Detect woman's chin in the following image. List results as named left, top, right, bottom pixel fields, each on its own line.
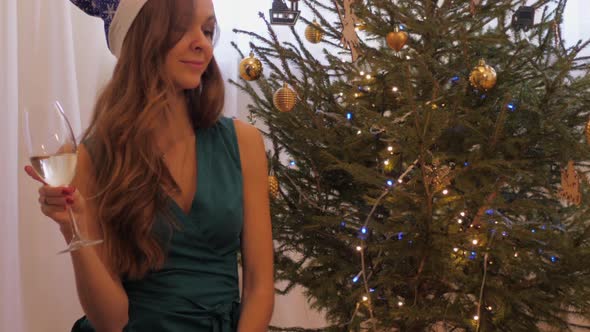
left=176, top=78, right=201, bottom=91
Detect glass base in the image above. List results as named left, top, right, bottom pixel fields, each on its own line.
left=58, top=239, right=104, bottom=254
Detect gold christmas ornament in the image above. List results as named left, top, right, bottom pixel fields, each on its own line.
left=305, top=19, right=324, bottom=44
left=269, top=175, right=280, bottom=199
left=239, top=52, right=263, bottom=81
left=585, top=118, right=590, bottom=144
left=386, top=26, right=408, bottom=52
left=273, top=83, right=298, bottom=112
left=469, top=59, right=497, bottom=90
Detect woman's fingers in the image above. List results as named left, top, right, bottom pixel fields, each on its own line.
left=24, top=165, right=47, bottom=185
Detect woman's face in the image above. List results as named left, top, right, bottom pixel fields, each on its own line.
left=165, top=0, right=216, bottom=91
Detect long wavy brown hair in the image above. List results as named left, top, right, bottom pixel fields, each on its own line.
left=81, top=0, right=224, bottom=280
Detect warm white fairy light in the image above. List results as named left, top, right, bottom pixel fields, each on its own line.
left=460, top=212, right=466, bottom=217
left=357, top=130, right=362, bottom=135
left=472, top=239, right=478, bottom=245
left=453, top=247, right=459, bottom=252
left=487, top=306, right=493, bottom=311
left=387, top=146, right=393, bottom=152
left=398, top=301, right=404, bottom=307
left=360, top=71, right=365, bottom=76
left=392, top=86, right=399, bottom=92
left=356, top=246, right=363, bottom=251
left=458, top=219, right=463, bottom=224
left=398, top=179, right=403, bottom=183
left=366, top=74, right=372, bottom=80
left=474, top=315, right=479, bottom=321
left=514, top=252, right=519, bottom=257
left=362, top=296, right=369, bottom=302
left=442, top=189, right=449, bottom=195
left=339, top=92, right=344, bottom=96
left=384, top=160, right=390, bottom=166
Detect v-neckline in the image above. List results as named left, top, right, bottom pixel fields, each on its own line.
left=168, top=128, right=202, bottom=218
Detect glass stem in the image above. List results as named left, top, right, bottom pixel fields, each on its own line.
left=67, top=205, right=83, bottom=243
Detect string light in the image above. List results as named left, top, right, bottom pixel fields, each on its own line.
left=365, top=74, right=372, bottom=80
left=387, top=146, right=394, bottom=152
left=347, top=112, right=353, bottom=120
left=453, top=247, right=459, bottom=252
left=361, top=226, right=368, bottom=234
left=384, top=160, right=390, bottom=166
left=360, top=71, right=365, bottom=76
left=362, top=296, right=369, bottom=302
left=398, top=301, right=404, bottom=307
left=386, top=179, right=394, bottom=186
left=458, top=219, right=463, bottom=224
left=474, top=315, right=480, bottom=321
left=357, top=130, right=362, bottom=135
left=392, top=86, right=399, bottom=92
left=472, top=239, right=479, bottom=245
left=356, top=246, right=363, bottom=251
left=398, top=179, right=403, bottom=183
left=460, top=212, right=466, bottom=217
left=442, top=189, right=449, bottom=195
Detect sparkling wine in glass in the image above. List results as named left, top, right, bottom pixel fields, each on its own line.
left=24, top=100, right=103, bottom=253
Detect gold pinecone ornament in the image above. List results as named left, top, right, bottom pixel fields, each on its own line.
left=305, top=19, right=324, bottom=44
left=273, top=83, right=298, bottom=112
left=469, top=59, right=497, bottom=90
left=269, top=175, right=280, bottom=199
left=239, top=52, right=263, bottom=81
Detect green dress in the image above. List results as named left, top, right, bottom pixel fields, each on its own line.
left=72, top=117, right=243, bottom=332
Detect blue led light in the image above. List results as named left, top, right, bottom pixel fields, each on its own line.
left=397, top=232, right=404, bottom=240
left=289, top=160, right=296, bottom=166
left=507, top=102, right=516, bottom=111
left=340, top=221, right=346, bottom=227
left=451, top=76, right=460, bottom=83
left=486, top=209, right=494, bottom=215
left=361, top=227, right=367, bottom=234
left=346, top=112, right=353, bottom=120
left=353, top=276, right=359, bottom=283
left=387, top=179, right=394, bottom=187
left=550, top=256, right=557, bottom=263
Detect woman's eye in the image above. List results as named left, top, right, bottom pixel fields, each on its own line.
left=204, top=30, right=214, bottom=38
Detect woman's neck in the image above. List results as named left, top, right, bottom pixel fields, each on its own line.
left=156, top=90, right=195, bottom=155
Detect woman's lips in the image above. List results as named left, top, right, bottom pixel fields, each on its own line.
left=181, top=60, right=205, bottom=69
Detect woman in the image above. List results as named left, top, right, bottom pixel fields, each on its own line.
left=24, top=0, right=274, bottom=331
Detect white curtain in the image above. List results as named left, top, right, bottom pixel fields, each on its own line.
left=1, top=0, right=586, bottom=331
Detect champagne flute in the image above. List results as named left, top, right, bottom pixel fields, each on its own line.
left=24, top=100, right=103, bottom=253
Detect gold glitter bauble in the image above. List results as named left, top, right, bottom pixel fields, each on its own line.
left=273, top=83, right=298, bottom=112
left=269, top=175, right=280, bottom=199
left=469, top=59, right=497, bottom=90
left=305, top=20, right=324, bottom=44
left=386, top=27, right=408, bottom=51
left=239, top=52, right=263, bottom=81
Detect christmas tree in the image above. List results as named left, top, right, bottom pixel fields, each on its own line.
left=231, top=0, right=590, bottom=331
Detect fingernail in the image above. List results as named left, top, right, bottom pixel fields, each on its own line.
left=62, top=189, right=71, bottom=195
left=66, top=198, right=74, bottom=204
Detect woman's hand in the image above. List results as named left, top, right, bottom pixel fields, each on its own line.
left=24, top=165, right=88, bottom=243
